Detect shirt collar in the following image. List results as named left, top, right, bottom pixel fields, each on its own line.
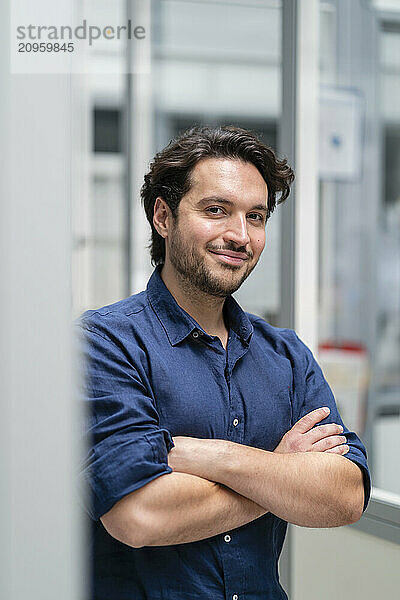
left=146, top=266, right=254, bottom=347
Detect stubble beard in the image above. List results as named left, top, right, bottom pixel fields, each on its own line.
left=167, top=220, right=258, bottom=298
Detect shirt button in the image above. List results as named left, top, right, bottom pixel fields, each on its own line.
left=232, top=595, right=239, bottom=600
left=233, top=418, right=239, bottom=427
left=224, top=534, right=231, bottom=543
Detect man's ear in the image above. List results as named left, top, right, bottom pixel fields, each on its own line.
left=153, top=197, right=171, bottom=239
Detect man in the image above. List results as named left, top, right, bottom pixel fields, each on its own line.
left=77, top=126, right=371, bottom=600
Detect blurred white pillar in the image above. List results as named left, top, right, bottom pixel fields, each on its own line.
left=279, top=1, right=319, bottom=597
left=0, top=1, right=84, bottom=599
left=294, top=0, right=320, bottom=353
left=279, top=0, right=319, bottom=355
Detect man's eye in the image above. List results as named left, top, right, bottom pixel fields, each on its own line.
left=248, top=213, right=264, bottom=222
left=206, top=206, right=224, bottom=215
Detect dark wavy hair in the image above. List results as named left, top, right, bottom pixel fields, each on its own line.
left=141, top=125, right=294, bottom=266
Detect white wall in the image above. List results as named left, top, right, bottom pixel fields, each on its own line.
left=292, top=524, right=400, bottom=599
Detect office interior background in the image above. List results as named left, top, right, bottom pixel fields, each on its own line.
left=1, top=0, right=399, bottom=599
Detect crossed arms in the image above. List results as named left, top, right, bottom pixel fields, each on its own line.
left=100, top=407, right=365, bottom=548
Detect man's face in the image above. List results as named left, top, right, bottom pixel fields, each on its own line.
left=164, top=158, right=268, bottom=298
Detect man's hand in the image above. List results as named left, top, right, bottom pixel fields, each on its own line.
left=273, top=407, right=349, bottom=455
left=168, top=407, right=349, bottom=473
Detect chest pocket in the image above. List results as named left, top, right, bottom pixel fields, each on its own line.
left=240, top=385, right=294, bottom=452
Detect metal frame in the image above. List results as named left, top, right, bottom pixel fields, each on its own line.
left=279, top=0, right=320, bottom=593
left=278, top=0, right=299, bottom=594
left=126, top=0, right=154, bottom=295
left=278, top=0, right=297, bottom=333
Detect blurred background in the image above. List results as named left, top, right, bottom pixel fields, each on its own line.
left=1, top=1, right=399, bottom=599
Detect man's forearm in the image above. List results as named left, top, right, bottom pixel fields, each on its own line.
left=170, top=439, right=365, bottom=528
left=101, top=471, right=267, bottom=548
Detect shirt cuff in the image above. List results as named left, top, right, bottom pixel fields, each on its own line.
left=82, top=428, right=175, bottom=521
left=344, top=454, right=372, bottom=513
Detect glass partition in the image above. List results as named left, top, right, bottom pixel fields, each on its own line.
left=317, top=0, right=400, bottom=497
left=373, top=16, right=400, bottom=495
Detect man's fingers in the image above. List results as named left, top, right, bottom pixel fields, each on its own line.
left=312, top=435, right=347, bottom=452
left=325, top=444, right=350, bottom=455
left=308, top=423, right=344, bottom=443
left=294, top=407, right=331, bottom=434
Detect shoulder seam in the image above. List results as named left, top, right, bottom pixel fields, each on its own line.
left=77, top=323, right=112, bottom=343
left=79, top=302, right=148, bottom=322
left=126, top=304, right=148, bottom=317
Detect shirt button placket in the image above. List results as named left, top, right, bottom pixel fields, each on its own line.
left=222, top=342, right=244, bottom=600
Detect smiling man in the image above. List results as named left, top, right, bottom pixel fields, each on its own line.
left=77, top=126, right=371, bottom=600
left=155, top=157, right=268, bottom=348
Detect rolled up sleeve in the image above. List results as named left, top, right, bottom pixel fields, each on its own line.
left=75, top=321, right=174, bottom=521
left=289, top=331, right=372, bottom=514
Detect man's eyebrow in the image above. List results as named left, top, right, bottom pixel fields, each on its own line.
left=198, top=196, right=269, bottom=213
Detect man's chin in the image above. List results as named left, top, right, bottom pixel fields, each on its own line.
left=215, top=261, right=245, bottom=272
left=203, top=271, right=249, bottom=297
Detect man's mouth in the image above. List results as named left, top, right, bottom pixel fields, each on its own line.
left=208, top=249, right=249, bottom=265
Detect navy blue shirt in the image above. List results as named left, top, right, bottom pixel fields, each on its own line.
left=76, top=265, right=371, bottom=600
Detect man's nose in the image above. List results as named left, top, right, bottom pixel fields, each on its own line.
left=223, top=215, right=250, bottom=247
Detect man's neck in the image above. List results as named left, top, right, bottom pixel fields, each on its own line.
left=160, top=263, right=228, bottom=339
